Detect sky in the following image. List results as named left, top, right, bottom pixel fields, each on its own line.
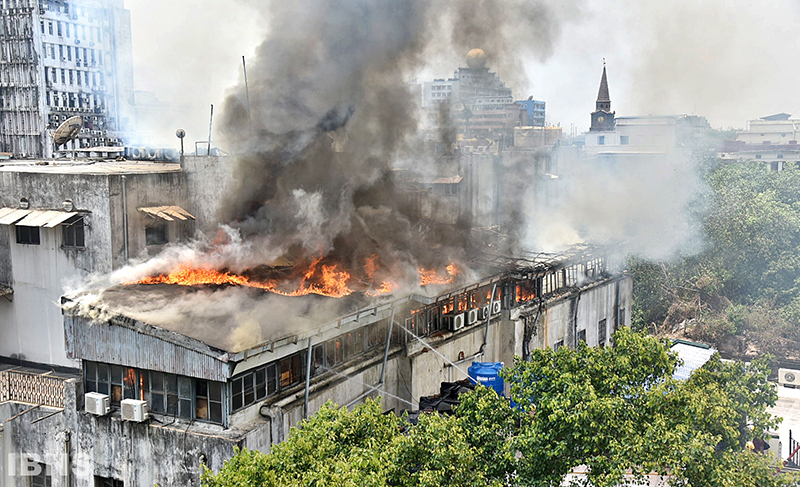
left=125, top=0, right=800, bottom=144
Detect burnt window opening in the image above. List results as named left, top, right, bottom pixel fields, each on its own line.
left=16, top=225, right=40, bottom=245
left=62, top=215, right=85, bottom=248
left=598, top=319, right=607, bottom=347
left=145, top=223, right=167, bottom=246
left=94, top=476, right=123, bottom=487
left=28, top=460, right=51, bottom=487
left=195, top=380, right=223, bottom=424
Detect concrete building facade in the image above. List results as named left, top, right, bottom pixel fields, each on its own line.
left=719, top=114, right=800, bottom=170
left=1, top=245, right=630, bottom=486
left=0, top=0, right=134, bottom=158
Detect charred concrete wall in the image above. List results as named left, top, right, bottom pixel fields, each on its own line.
left=0, top=379, right=259, bottom=487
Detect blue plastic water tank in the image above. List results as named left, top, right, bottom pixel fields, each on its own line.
left=467, top=362, right=505, bottom=396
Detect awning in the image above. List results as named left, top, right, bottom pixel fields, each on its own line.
left=0, top=208, right=80, bottom=227
left=138, top=205, right=195, bottom=222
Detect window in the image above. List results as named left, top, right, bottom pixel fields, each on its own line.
left=94, top=476, right=123, bottom=487
left=617, top=308, right=625, bottom=332
left=771, top=161, right=780, bottom=171
left=145, top=224, right=167, bottom=245
left=577, top=329, right=586, bottom=343
left=620, top=135, right=629, bottom=145
left=598, top=319, right=607, bottom=347
left=62, top=216, right=85, bottom=248
left=16, top=226, right=40, bottom=245
left=755, top=154, right=762, bottom=159
left=28, top=460, right=51, bottom=487
left=554, top=340, right=564, bottom=351
left=195, top=380, right=223, bottom=423
left=778, top=154, right=784, bottom=159
left=597, top=135, right=605, bottom=145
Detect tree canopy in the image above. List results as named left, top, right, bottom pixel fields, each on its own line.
left=202, top=329, right=796, bottom=487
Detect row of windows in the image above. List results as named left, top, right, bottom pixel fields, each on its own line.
left=41, top=19, right=103, bottom=44
left=84, top=361, right=224, bottom=424
left=14, top=216, right=84, bottom=247
left=45, top=67, right=105, bottom=88
left=41, top=42, right=105, bottom=66
left=231, top=319, right=394, bottom=412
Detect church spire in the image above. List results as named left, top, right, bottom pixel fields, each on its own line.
left=590, top=60, right=615, bottom=132
left=596, top=60, right=610, bottom=109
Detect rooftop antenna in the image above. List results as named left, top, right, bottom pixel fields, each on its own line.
left=207, top=104, right=214, bottom=156
left=242, top=56, right=252, bottom=126
left=53, top=115, right=83, bottom=159
left=176, top=129, right=185, bottom=165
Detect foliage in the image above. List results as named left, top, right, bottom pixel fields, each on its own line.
left=630, top=160, right=800, bottom=359
left=202, top=330, right=796, bottom=487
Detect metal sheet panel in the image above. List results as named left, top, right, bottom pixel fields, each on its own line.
left=138, top=205, right=195, bottom=222
left=0, top=208, right=32, bottom=225
left=16, top=210, right=77, bottom=227
left=68, top=315, right=230, bottom=382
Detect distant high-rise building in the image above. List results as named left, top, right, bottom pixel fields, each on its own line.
left=0, top=0, right=135, bottom=158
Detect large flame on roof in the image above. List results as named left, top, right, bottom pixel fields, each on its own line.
left=127, top=259, right=460, bottom=298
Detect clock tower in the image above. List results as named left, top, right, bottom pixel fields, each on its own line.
left=590, top=63, right=615, bottom=132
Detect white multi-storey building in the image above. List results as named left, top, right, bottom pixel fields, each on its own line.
left=0, top=0, right=134, bottom=158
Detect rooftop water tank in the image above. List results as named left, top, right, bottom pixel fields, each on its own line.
left=468, top=362, right=504, bottom=396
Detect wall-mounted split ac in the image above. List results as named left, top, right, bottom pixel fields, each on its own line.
left=479, top=305, right=490, bottom=320
left=491, top=301, right=502, bottom=315
left=466, top=308, right=479, bottom=325
left=779, top=368, right=800, bottom=388
left=84, top=392, right=110, bottom=416
left=443, top=313, right=465, bottom=332
left=121, top=399, right=149, bottom=422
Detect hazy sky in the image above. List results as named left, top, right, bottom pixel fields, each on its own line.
left=125, top=0, right=800, bottom=143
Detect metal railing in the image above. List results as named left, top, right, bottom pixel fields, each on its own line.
left=787, top=430, right=800, bottom=469
left=0, top=369, right=66, bottom=408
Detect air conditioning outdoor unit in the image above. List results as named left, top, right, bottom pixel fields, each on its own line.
left=84, top=392, right=110, bottom=416
left=778, top=368, right=800, bottom=388
left=467, top=308, right=479, bottom=325
left=120, top=399, right=149, bottom=422
left=491, top=301, right=502, bottom=315
left=443, top=313, right=465, bottom=332
left=479, top=305, right=490, bottom=320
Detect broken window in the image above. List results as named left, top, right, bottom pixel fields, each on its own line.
left=577, top=329, right=586, bottom=343
left=94, top=476, right=123, bottom=487
left=145, top=224, right=167, bottom=245
left=62, top=215, right=85, bottom=248
left=15, top=225, right=40, bottom=245
left=598, top=319, right=607, bottom=347
left=29, top=461, right=52, bottom=487
left=195, top=379, right=223, bottom=424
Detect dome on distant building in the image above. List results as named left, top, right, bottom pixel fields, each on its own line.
left=466, top=48, right=488, bottom=69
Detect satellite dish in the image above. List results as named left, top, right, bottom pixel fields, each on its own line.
left=53, top=116, right=84, bottom=146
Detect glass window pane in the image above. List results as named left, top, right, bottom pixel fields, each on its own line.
left=150, top=371, right=164, bottom=392
left=97, top=363, right=108, bottom=383
left=266, top=364, right=277, bottom=396
left=86, top=380, right=96, bottom=393
left=210, top=402, right=222, bottom=424
left=179, top=399, right=192, bottom=419
left=255, top=369, right=266, bottom=400
left=111, top=365, right=122, bottom=385
left=139, top=372, right=149, bottom=401
left=166, top=374, right=178, bottom=395
left=96, top=381, right=109, bottom=395
left=196, top=380, right=208, bottom=398
left=111, top=385, right=122, bottom=403
left=178, top=377, right=192, bottom=399
left=166, top=394, right=178, bottom=416
left=243, top=373, right=253, bottom=393
left=244, top=385, right=254, bottom=406
left=208, top=381, right=222, bottom=402
left=86, top=362, right=96, bottom=382
left=150, top=392, right=164, bottom=413
left=232, top=392, right=243, bottom=411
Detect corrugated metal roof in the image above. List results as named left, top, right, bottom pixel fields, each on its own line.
left=671, top=341, right=717, bottom=381
left=138, top=205, right=196, bottom=221
left=15, top=210, right=78, bottom=227
left=0, top=208, right=32, bottom=225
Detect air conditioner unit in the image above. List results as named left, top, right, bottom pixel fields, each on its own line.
left=443, top=313, right=465, bottom=332
left=491, top=301, right=501, bottom=315
left=84, top=392, right=110, bottom=416
left=121, top=399, right=149, bottom=422
left=779, top=368, right=800, bottom=388
left=467, top=308, right=479, bottom=325
left=479, top=305, right=490, bottom=320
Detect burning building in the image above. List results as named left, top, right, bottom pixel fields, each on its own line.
left=0, top=243, right=629, bottom=485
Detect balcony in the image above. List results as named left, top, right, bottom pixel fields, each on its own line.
left=0, top=365, right=76, bottom=408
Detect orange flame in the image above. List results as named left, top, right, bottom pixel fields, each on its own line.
left=516, top=283, right=536, bottom=303
left=418, top=263, right=460, bottom=286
